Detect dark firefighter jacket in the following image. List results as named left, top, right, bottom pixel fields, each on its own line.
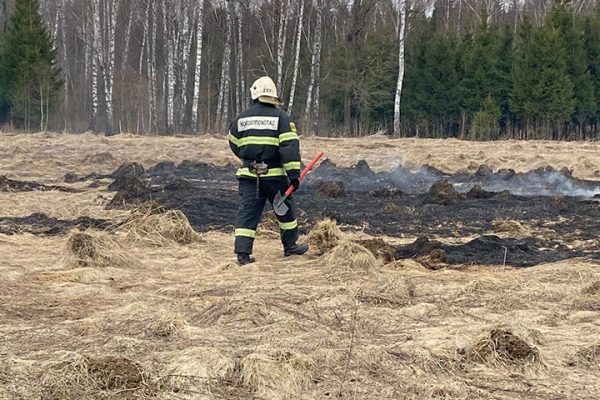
left=228, top=102, right=301, bottom=180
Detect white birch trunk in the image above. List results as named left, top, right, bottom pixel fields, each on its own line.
left=149, top=0, right=158, bottom=133
left=192, top=0, right=205, bottom=130
left=276, top=0, right=289, bottom=91
left=164, top=0, right=175, bottom=132
left=59, top=0, right=68, bottom=131
left=287, top=0, right=304, bottom=115
left=216, top=3, right=232, bottom=129
left=393, top=0, right=406, bottom=136
left=103, top=0, right=119, bottom=135
left=91, top=0, right=102, bottom=131
left=179, top=0, right=194, bottom=128
left=305, top=0, right=322, bottom=119
left=235, top=1, right=245, bottom=113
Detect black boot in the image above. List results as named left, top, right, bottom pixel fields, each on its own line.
left=284, top=243, right=309, bottom=257
left=237, top=253, right=256, bottom=266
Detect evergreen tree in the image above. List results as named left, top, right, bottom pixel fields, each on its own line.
left=0, top=0, right=61, bottom=131
left=547, top=1, right=595, bottom=135
left=414, top=33, right=462, bottom=136
left=584, top=9, right=600, bottom=129
left=512, top=18, right=574, bottom=138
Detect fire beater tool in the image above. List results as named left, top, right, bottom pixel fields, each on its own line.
left=273, top=150, right=325, bottom=216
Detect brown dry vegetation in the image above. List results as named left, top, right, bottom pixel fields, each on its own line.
left=1, top=133, right=600, bottom=399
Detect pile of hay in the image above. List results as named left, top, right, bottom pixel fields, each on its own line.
left=120, top=203, right=203, bottom=246
left=325, top=241, right=379, bottom=273
left=572, top=345, right=600, bottom=366
left=64, top=231, right=135, bottom=269
left=306, top=219, right=343, bottom=255
left=40, top=352, right=152, bottom=398
left=582, top=280, right=600, bottom=296
left=147, top=312, right=188, bottom=339
left=493, top=219, right=528, bottom=235
left=240, top=350, right=314, bottom=399
left=467, top=328, right=540, bottom=366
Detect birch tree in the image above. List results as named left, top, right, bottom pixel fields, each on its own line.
left=393, top=0, right=407, bottom=136
left=90, top=0, right=101, bottom=131
left=215, top=1, right=232, bottom=130
left=276, top=0, right=290, bottom=90
left=192, top=0, right=205, bottom=131
left=235, top=1, right=246, bottom=115
left=102, top=0, right=119, bottom=135
left=59, top=0, right=68, bottom=130
left=287, top=0, right=304, bottom=115
left=148, top=0, right=158, bottom=132
left=163, top=0, right=175, bottom=132
left=305, top=0, right=323, bottom=130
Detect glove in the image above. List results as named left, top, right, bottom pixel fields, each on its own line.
left=290, top=178, right=300, bottom=192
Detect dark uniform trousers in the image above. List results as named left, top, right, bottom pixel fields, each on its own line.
left=234, top=177, right=298, bottom=255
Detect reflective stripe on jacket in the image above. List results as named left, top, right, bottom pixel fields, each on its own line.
left=228, top=102, right=301, bottom=180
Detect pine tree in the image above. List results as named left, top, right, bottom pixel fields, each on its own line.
left=419, top=33, right=462, bottom=136
left=512, top=18, right=574, bottom=138
left=584, top=9, right=600, bottom=132
left=547, top=1, right=595, bottom=136
left=0, top=0, right=61, bottom=131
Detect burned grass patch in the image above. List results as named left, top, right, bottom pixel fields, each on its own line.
left=0, top=213, right=110, bottom=235
left=99, top=159, right=600, bottom=266
left=1, top=175, right=76, bottom=193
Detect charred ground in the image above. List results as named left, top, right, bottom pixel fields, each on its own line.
left=49, top=158, right=600, bottom=267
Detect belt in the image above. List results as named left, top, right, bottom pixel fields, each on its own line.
left=242, top=160, right=283, bottom=169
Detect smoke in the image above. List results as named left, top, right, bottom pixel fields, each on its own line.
left=450, top=170, right=600, bottom=198
left=309, top=160, right=600, bottom=198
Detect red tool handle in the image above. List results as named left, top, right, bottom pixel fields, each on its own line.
left=284, top=150, right=325, bottom=196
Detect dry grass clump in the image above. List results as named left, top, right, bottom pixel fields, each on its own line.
left=582, top=280, right=600, bottom=296
left=572, top=345, right=600, bottom=366
left=355, top=238, right=396, bottom=263
left=418, top=248, right=448, bottom=270
left=240, top=350, right=314, bottom=399
left=493, top=219, right=528, bottom=236
left=64, top=230, right=135, bottom=269
left=467, top=328, right=540, bottom=367
left=120, top=203, right=202, bottom=246
left=325, top=240, right=380, bottom=274
left=147, top=312, right=188, bottom=339
left=40, top=352, right=152, bottom=399
left=306, top=218, right=343, bottom=255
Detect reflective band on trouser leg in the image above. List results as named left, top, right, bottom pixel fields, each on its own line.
left=279, top=220, right=298, bottom=231
left=236, top=167, right=287, bottom=178
left=235, top=228, right=256, bottom=238
left=279, top=132, right=299, bottom=143
left=283, top=161, right=301, bottom=171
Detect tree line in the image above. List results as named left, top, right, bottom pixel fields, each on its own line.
left=0, top=0, right=599, bottom=139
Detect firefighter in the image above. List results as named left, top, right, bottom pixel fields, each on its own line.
left=228, top=76, right=309, bottom=266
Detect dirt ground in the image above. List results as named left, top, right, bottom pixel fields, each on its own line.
left=1, top=132, right=600, bottom=399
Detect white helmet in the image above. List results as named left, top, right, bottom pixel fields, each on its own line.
left=250, top=76, right=283, bottom=106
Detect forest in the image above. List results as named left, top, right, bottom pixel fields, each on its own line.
left=1, top=0, right=600, bottom=139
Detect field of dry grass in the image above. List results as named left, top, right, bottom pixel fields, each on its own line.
left=1, top=132, right=600, bottom=399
